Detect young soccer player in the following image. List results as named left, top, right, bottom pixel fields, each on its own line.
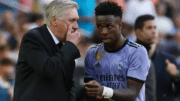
left=84, top=1, right=150, bottom=101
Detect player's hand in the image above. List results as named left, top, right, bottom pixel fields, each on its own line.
left=96, top=96, right=103, bottom=100
left=165, top=59, right=179, bottom=77
left=96, top=96, right=111, bottom=101
left=84, top=80, right=104, bottom=97
left=66, top=24, right=81, bottom=46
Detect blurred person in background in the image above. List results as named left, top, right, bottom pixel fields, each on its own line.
left=0, top=10, right=14, bottom=31
left=0, top=10, right=18, bottom=51
left=0, top=45, right=10, bottom=62
left=28, top=12, right=45, bottom=29
left=13, top=0, right=81, bottom=101
left=155, top=2, right=175, bottom=39
left=173, top=31, right=180, bottom=67
left=0, top=58, right=15, bottom=101
left=172, top=12, right=180, bottom=34
left=15, top=12, right=31, bottom=39
left=135, top=15, right=157, bottom=101
left=2, top=24, right=18, bottom=51
left=0, top=32, right=8, bottom=46
left=135, top=14, right=180, bottom=101
left=163, top=0, right=180, bottom=18
left=122, top=0, right=156, bottom=42
left=156, top=11, right=180, bottom=68
left=0, top=33, right=10, bottom=62
left=123, top=0, right=156, bottom=26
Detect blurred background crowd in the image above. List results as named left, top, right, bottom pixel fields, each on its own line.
left=0, top=0, right=180, bottom=101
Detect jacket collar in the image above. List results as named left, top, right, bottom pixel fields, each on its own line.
left=39, top=24, right=58, bottom=54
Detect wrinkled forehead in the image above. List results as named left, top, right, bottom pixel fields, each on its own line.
left=96, top=15, right=120, bottom=23
left=63, top=7, right=79, bottom=18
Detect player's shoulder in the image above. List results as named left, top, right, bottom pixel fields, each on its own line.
left=127, top=40, right=142, bottom=48
left=126, top=40, right=147, bottom=54
left=89, top=43, right=103, bottom=49
left=87, top=43, right=103, bottom=54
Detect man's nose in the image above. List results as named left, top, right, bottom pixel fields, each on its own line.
left=152, top=28, right=157, bottom=35
left=73, top=21, right=79, bottom=30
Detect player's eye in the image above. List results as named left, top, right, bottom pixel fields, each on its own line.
left=108, top=25, right=112, bottom=29
left=97, top=25, right=102, bottom=29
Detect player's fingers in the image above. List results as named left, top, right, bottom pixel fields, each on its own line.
left=86, top=91, right=98, bottom=97
left=85, top=84, right=98, bottom=88
left=87, top=80, right=97, bottom=84
left=85, top=87, right=98, bottom=92
left=96, top=96, right=103, bottom=100
left=85, top=81, right=97, bottom=86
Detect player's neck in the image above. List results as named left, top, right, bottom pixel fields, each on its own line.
left=104, top=37, right=126, bottom=52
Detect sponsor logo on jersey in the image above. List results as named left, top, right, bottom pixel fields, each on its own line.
left=95, top=62, right=101, bottom=67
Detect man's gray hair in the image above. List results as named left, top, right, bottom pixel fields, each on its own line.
left=44, top=0, right=79, bottom=25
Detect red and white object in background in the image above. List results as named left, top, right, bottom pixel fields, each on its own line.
left=19, top=0, right=33, bottom=12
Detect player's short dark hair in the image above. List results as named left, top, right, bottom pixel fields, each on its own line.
left=135, top=15, right=155, bottom=30
left=95, top=1, right=123, bottom=19
left=0, top=58, right=14, bottom=66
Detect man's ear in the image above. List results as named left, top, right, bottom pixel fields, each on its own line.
left=50, top=15, right=57, bottom=26
left=135, top=29, right=141, bottom=37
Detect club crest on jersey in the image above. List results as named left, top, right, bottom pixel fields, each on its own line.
left=118, top=60, right=124, bottom=70
left=95, top=51, right=103, bottom=61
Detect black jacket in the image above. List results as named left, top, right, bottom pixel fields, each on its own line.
left=13, top=25, right=80, bottom=101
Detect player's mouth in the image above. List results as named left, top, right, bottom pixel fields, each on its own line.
left=102, top=38, right=111, bottom=43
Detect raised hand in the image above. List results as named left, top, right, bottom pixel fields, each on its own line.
left=165, top=59, right=179, bottom=77
left=66, top=24, right=81, bottom=46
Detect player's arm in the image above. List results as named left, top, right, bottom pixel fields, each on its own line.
left=113, top=78, right=144, bottom=100
left=84, top=78, right=144, bottom=101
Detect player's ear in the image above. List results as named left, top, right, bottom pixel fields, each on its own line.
left=118, top=23, right=122, bottom=31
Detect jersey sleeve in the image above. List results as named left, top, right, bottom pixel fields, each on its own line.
left=84, top=49, right=94, bottom=82
left=127, top=46, right=150, bottom=81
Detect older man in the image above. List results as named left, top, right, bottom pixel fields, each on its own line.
left=13, top=0, right=81, bottom=101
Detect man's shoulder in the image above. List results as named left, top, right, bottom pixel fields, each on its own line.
left=156, top=50, right=176, bottom=60
left=22, top=26, right=45, bottom=42
left=24, top=27, right=41, bottom=37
